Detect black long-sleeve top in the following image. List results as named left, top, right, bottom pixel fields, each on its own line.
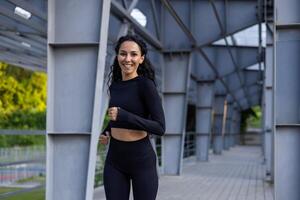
left=101, top=76, right=165, bottom=136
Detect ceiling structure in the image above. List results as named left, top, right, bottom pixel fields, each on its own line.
left=0, top=0, right=267, bottom=110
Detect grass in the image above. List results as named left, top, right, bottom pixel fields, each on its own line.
left=1, top=188, right=45, bottom=200
left=0, top=187, right=21, bottom=195
left=16, top=175, right=45, bottom=184
left=0, top=175, right=45, bottom=200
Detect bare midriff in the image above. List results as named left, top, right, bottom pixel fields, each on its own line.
left=111, top=128, right=147, bottom=141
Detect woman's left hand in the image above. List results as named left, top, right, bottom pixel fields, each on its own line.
left=108, top=107, right=119, bottom=121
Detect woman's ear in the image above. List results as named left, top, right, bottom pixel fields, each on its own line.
left=139, top=55, right=145, bottom=64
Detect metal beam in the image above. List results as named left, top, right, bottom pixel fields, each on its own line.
left=150, top=0, right=161, bottom=39
left=0, top=3, right=46, bottom=35
left=198, top=47, right=243, bottom=108
left=47, top=0, right=109, bottom=199
left=0, top=15, right=43, bottom=36
left=274, top=0, right=300, bottom=199
left=0, top=30, right=46, bottom=51
left=193, top=0, right=258, bottom=46
left=0, top=34, right=46, bottom=56
left=110, top=0, right=162, bottom=50
left=162, top=52, right=192, bottom=175
left=0, top=49, right=45, bottom=66
left=205, top=45, right=260, bottom=77
left=160, top=0, right=244, bottom=109
left=160, top=0, right=196, bottom=45
left=209, top=0, right=250, bottom=108
left=6, top=0, right=47, bottom=20
left=85, top=0, right=111, bottom=199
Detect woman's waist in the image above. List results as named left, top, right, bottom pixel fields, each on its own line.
left=111, top=127, right=147, bottom=141
left=108, top=130, right=154, bottom=158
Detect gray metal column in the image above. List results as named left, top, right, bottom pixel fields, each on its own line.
left=212, top=94, right=226, bottom=154
left=162, top=53, right=191, bottom=175
left=263, top=24, right=274, bottom=182
left=274, top=0, right=300, bottom=199
left=224, top=101, right=233, bottom=150
left=47, top=1, right=110, bottom=200
left=228, top=106, right=235, bottom=147
left=195, top=80, right=215, bottom=161
left=261, top=90, right=266, bottom=158
left=234, top=111, right=241, bottom=145
left=229, top=105, right=238, bottom=147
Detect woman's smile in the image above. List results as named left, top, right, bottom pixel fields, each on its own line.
left=123, top=63, right=133, bottom=68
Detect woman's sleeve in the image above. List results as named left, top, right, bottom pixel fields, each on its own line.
left=101, top=121, right=111, bottom=136
left=117, top=79, right=165, bottom=136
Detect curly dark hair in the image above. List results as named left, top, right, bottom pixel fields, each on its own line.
left=107, top=34, right=156, bottom=90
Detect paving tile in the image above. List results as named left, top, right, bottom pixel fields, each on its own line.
left=94, top=146, right=274, bottom=200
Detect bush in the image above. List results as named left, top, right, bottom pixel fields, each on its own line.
left=0, top=62, right=47, bottom=147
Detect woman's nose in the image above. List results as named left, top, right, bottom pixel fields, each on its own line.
left=125, top=55, right=131, bottom=61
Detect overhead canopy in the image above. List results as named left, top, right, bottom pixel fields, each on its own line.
left=0, top=0, right=265, bottom=110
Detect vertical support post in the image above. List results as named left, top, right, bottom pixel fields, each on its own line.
left=235, top=111, right=241, bottom=145
left=224, top=101, right=233, bottom=150
left=274, top=0, right=300, bottom=199
left=229, top=105, right=238, bottom=147
left=264, top=24, right=274, bottom=182
left=212, top=94, right=226, bottom=154
left=47, top=1, right=110, bottom=200
left=85, top=1, right=111, bottom=199
left=258, top=0, right=264, bottom=157
left=195, top=80, right=215, bottom=161
left=162, top=53, right=191, bottom=175
left=161, top=0, right=193, bottom=175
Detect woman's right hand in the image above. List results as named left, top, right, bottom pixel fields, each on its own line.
left=108, top=107, right=119, bottom=121
left=99, top=132, right=110, bottom=145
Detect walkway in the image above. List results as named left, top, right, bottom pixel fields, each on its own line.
left=94, top=145, right=274, bottom=200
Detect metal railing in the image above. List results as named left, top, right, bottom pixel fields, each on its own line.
left=0, top=146, right=45, bottom=185
left=184, top=131, right=196, bottom=158
left=0, top=130, right=197, bottom=187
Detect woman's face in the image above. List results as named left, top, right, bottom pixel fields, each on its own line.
left=117, top=41, right=145, bottom=79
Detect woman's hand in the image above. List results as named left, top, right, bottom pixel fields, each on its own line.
left=108, top=107, right=119, bottom=121
left=99, top=131, right=110, bottom=145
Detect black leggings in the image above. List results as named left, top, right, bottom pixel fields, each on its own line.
left=103, top=135, right=158, bottom=200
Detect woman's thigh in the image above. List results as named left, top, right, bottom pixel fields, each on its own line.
left=103, top=162, right=131, bottom=200
left=132, top=167, right=158, bottom=200
left=131, top=153, right=158, bottom=200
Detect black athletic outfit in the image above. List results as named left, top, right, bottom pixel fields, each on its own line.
left=101, top=75, right=165, bottom=200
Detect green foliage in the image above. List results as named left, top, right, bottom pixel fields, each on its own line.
left=0, top=110, right=46, bottom=129
left=0, top=63, right=47, bottom=114
left=246, top=106, right=262, bottom=128
left=240, top=106, right=262, bottom=133
left=0, top=62, right=47, bottom=147
left=16, top=175, right=45, bottom=184
left=0, top=135, right=45, bottom=147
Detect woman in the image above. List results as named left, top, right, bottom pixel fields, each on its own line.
left=99, top=34, right=165, bottom=200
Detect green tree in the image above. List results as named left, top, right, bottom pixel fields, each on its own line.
left=240, top=106, right=261, bottom=133
left=0, top=62, right=47, bottom=147
left=0, top=62, right=46, bottom=114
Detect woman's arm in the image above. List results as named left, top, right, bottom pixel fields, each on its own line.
left=101, top=121, right=111, bottom=135
left=117, top=78, right=165, bottom=136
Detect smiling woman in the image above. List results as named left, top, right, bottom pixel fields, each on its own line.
left=99, top=35, right=165, bottom=200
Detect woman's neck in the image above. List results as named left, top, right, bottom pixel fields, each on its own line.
left=122, top=73, right=138, bottom=81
